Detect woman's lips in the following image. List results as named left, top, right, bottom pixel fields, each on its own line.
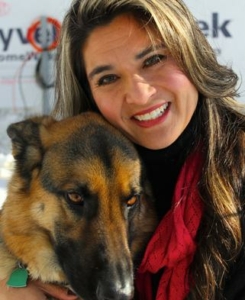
left=133, top=103, right=169, bottom=122
left=131, top=103, right=170, bottom=128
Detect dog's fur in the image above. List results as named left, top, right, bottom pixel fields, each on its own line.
left=0, top=112, right=157, bottom=300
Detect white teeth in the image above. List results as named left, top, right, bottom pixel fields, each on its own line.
left=134, top=103, right=168, bottom=121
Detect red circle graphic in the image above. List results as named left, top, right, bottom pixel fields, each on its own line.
left=27, top=17, right=61, bottom=52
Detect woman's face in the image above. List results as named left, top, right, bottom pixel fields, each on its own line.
left=83, top=14, right=198, bottom=149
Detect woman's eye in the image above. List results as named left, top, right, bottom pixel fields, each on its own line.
left=66, top=192, right=84, bottom=205
left=97, top=74, right=119, bottom=86
left=143, top=54, right=166, bottom=68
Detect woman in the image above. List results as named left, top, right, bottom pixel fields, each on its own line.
left=1, top=0, right=245, bottom=299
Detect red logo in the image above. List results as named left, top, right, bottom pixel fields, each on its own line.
left=0, top=0, right=11, bottom=16
left=27, top=17, right=61, bottom=52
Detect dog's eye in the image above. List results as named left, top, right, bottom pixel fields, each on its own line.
left=66, top=192, right=84, bottom=205
left=127, top=194, right=140, bottom=207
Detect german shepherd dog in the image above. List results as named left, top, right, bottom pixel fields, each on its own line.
left=0, top=112, right=157, bottom=300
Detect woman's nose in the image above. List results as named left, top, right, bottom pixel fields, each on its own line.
left=124, top=75, right=156, bottom=105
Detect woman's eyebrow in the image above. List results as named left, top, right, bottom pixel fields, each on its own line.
left=135, top=44, right=165, bottom=60
left=88, top=65, right=113, bottom=80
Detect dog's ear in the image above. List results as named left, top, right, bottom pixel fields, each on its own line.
left=7, top=116, right=56, bottom=178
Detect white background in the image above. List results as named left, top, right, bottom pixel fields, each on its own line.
left=0, top=0, right=245, bottom=206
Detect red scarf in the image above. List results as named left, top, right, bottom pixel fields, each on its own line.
left=136, top=148, right=204, bottom=300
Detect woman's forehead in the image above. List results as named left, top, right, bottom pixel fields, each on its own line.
left=82, top=14, right=162, bottom=59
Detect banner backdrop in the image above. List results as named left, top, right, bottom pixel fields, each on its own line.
left=0, top=0, right=244, bottom=115
left=0, top=0, right=71, bottom=115
left=185, top=0, right=245, bottom=103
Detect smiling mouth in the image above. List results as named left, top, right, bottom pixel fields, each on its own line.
left=134, top=103, right=169, bottom=121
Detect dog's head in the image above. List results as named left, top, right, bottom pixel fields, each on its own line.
left=2, top=112, right=157, bottom=300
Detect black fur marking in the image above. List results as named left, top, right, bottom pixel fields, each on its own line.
left=7, top=120, right=44, bottom=189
